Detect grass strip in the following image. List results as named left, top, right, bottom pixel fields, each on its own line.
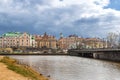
left=0, top=56, right=48, bottom=80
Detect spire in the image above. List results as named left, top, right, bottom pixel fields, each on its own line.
left=60, top=33, right=63, bottom=38
left=43, top=32, right=48, bottom=37
left=44, top=32, right=47, bottom=36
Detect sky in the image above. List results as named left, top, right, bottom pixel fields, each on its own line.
left=0, top=0, right=120, bottom=38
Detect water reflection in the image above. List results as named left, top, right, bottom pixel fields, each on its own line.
left=11, top=56, right=120, bottom=80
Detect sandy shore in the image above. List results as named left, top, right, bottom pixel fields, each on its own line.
left=0, top=56, right=48, bottom=80
left=0, top=63, right=31, bottom=80
left=0, top=56, right=4, bottom=60
left=0, top=56, right=31, bottom=80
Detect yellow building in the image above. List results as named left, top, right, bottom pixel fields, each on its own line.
left=58, top=35, right=105, bottom=49
left=58, top=35, right=84, bottom=49
left=35, top=33, right=57, bottom=49
left=84, top=38, right=104, bottom=48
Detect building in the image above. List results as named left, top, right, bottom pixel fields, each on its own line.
left=0, top=37, right=2, bottom=48
left=0, top=32, right=106, bottom=49
left=83, top=38, right=104, bottom=48
left=30, top=35, right=37, bottom=47
left=0, top=32, right=34, bottom=48
left=35, top=32, right=57, bottom=49
left=58, top=34, right=84, bottom=49
left=58, top=34, right=105, bottom=49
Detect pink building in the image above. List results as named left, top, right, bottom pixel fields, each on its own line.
left=0, top=32, right=35, bottom=48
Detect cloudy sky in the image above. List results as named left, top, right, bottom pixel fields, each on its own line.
left=0, top=0, right=120, bottom=38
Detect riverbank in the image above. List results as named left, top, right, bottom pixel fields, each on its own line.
left=0, top=56, right=48, bottom=80
left=10, top=55, right=120, bottom=80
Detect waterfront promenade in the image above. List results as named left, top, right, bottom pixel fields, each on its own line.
left=68, top=48, right=120, bottom=61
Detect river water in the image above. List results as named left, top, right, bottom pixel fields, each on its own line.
left=10, top=55, right=120, bottom=80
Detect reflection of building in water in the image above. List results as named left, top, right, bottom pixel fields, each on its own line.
left=35, top=32, right=57, bottom=49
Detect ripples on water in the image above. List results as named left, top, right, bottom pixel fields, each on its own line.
left=11, top=56, right=120, bottom=80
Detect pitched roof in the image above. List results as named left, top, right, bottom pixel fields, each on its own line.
left=2, top=32, right=22, bottom=37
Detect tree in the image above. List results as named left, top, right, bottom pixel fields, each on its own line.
left=107, top=32, right=119, bottom=48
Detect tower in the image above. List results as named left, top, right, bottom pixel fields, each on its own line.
left=60, top=33, right=63, bottom=38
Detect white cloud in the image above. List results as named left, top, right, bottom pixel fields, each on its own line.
left=0, top=0, right=120, bottom=37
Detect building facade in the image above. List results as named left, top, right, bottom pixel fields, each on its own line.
left=35, top=32, right=57, bottom=49
left=58, top=34, right=84, bottom=49
left=0, top=32, right=35, bottom=48
left=83, top=38, right=104, bottom=49
left=58, top=35, right=105, bottom=49
left=0, top=32, right=107, bottom=49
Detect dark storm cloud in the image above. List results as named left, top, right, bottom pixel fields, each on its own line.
left=0, top=0, right=120, bottom=38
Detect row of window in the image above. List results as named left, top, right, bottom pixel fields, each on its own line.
left=1, top=40, right=29, bottom=42
left=6, top=43, right=29, bottom=45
